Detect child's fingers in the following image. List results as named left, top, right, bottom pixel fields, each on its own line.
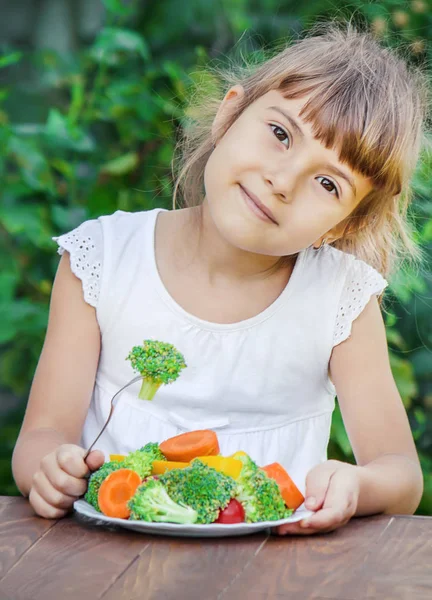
left=321, top=467, right=358, bottom=515
left=297, top=507, right=351, bottom=531
left=300, top=469, right=358, bottom=530
left=42, top=454, right=87, bottom=496
left=29, top=486, right=68, bottom=520
left=272, top=522, right=308, bottom=535
left=41, top=452, right=88, bottom=497
left=304, top=460, right=341, bottom=511
left=272, top=520, right=335, bottom=536
left=32, top=470, right=79, bottom=510
left=85, top=449, right=105, bottom=472
left=272, top=512, right=350, bottom=535
left=56, top=445, right=90, bottom=478
left=275, top=467, right=359, bottom=535
left=272, top=516, right=340, bottom=535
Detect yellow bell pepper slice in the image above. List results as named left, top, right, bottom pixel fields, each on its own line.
left=109, top=454, right=126, bottom=462
left=151, top=460, right=189, bottom=475
left=194, top=455, right=243, bottom=479
left=230, top=451, right=249, bottom=460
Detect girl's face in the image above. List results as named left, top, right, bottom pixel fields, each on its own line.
left=203, top=87, right=373, bottom=257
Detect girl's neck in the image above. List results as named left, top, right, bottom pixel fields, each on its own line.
left=172, top=201, right=292, bottom=285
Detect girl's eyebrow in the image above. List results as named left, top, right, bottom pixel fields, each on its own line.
left=267, top=105, right=357, bottom=197
left=268, top=105, right=305, bottom=138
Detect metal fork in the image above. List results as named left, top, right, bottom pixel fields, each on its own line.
left=84, top=375, right=142, bottom=460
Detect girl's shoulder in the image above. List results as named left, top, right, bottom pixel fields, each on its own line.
left=299, top=243, right=387, bottom=299
left=96, top=207, right=162, bottom=238
left=317, top=245, right=389, bottom=348
left=52, top=208, right=164, bottom=308
left=319, top=244, right=388, bottom=289
left=53, top=208, right=162, bottom=247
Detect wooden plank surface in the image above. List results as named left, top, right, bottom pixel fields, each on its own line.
left=1, top=497, right=432, bottom=600
left=219, top=515, right=392, bottom=600
left=361, top=516, right=432, bottom=600
left=0, top=497, right=57, bottom=580
left=102, top=533, right=268, bottom=600
left=0, top=513, right=150, bottom=600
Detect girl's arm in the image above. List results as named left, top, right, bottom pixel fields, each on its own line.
left=328, top=295, right=423, bottom=515
left=12, top=252, right=101, bottom=497
left=275, top=296, right=423, bottom=536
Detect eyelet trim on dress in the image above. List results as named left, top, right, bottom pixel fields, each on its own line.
left=52, top=224, right=102, bottom=308
left=333, top=259, right=388, bottom=347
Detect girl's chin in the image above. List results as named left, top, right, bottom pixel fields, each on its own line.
left=206, top=198, right=293, bottom=255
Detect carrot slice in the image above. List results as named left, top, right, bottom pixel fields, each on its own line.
left=159, top=430, right=220, bottom=462
left=261, top=463, right=305, bottom=510
left=98, top=468, right=141, bottom=518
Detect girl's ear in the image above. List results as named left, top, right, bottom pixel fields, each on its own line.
left=212, top=85, right=245, bottom=144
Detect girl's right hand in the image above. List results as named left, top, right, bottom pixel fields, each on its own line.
left=29, top=445, right=105, bottom=519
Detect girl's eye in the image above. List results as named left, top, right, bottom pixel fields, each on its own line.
left=317, top=176, right=339, bottom=198
left=270, top=124, right=290, bottom=147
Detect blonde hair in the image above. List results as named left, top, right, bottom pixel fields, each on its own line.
left=172, top=21, right=430, bottom=292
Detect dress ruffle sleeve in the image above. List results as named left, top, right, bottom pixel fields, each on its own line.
left=52, top=218, right=103, bottom=308
left=333, top=258, right=388, bottom=347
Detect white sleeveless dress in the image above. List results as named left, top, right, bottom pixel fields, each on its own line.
left=53, top=208, right=387, bottom=495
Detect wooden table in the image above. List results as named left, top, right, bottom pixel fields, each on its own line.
left=1, top=496, right=431, bottom=600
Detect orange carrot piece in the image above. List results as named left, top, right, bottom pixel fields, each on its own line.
left=98, top=468, right=141, bottom=518
left=261, top=463, right=305, bottom=510
left=159, top=430, right=220, bottom=462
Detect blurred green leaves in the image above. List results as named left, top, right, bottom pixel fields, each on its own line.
left=91, top=27, right=150, bottom=65
left=103, top=0, right=139, bottom=18
left=45, top=109, right=96, bottom=153
left=100, top=152, right=139, bottom=175
left=0, top=51, right=23, bottom=69
left=8, top=137, right=55, bottom=193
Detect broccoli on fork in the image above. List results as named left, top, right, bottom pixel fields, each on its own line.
left=126, top=340, right=187, bottom=400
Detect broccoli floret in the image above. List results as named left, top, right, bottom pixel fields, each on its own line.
left=235, top=468, right=293, bottom=523
left=128, top=478, right=198, bottom=523
left=122, top=443, right=166, bottom=478
left=236, top=453, right=260, bottom=479
left=126, top=340, right=187, bottom=400
left=159, top=459, right=237, bottom=524
left=84, top=460, right=125, bottom=511
left=138, top=442, right=167, bottom=462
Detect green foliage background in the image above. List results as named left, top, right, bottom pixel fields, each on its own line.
left=0, top=0, right=431, bottom=514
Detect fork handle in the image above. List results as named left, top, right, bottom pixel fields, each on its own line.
left=83, top=375, right=143, bottom=461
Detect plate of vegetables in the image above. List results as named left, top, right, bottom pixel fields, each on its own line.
left=74, top=430, right=312, bottom=538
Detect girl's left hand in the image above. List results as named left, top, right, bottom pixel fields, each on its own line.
left=272, top=460, right=360, bottom=536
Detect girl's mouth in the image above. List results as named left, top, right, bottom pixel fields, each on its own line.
left=238, top=185, right=278, bottom=225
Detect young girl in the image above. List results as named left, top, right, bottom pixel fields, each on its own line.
left=12, top=24, right=428, bottom=535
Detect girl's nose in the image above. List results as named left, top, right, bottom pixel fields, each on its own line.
left=264, top=157, right=303, bottom=202
left=264, top=174, right=295, bottom=203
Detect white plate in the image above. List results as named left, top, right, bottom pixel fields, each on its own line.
left=74, top=499, right=314, bottom=538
